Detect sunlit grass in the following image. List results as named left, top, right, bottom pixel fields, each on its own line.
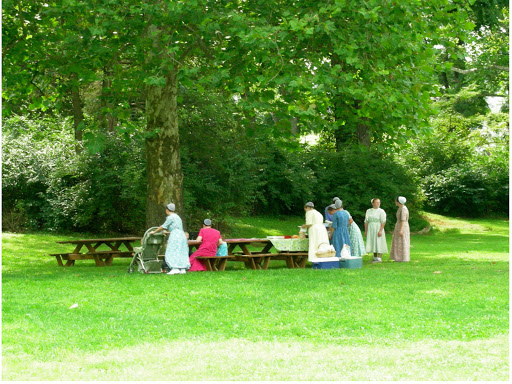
left=2, top=214, right=509, bottom=380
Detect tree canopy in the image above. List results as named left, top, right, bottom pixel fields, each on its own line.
left=2, top=0, right=508, bottom=231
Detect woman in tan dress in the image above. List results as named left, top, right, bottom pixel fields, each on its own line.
left=390, top=196, right=410, bottom=262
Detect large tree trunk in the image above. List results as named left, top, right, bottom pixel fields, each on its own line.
left=145, top=69, right=185, bottom=229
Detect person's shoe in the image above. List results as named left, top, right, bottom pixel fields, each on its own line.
left=376, top=257, right=382, bottom=263
left=167, top=269, right=181, bottom=275
left=179, top=269, right=186, bottom=274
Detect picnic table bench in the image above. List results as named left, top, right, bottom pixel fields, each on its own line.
left=225, top=238, right=274, bottom=270
left=51, top=237, right=310, bottom=270
left=51, top=237, right=141, bottom=266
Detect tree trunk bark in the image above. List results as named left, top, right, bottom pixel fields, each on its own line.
left=100, top=71, right=116, bottom=132
left=70, top=73, right=84, bottom=153
left=290, top=116, right=299, bottom=137
left=145, top=69, right=185, bottom=229
left=357, top=122, right=370, bottom=147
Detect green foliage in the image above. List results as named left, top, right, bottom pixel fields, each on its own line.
left=303, top=148, right=426, bottom=231
left=424, top=162, right=508, bottom=217
left=398, top=89, right=509, bottom=217
left=2, top=116, right=145, bottom=233
left=2, top=116, right=78, bottom=230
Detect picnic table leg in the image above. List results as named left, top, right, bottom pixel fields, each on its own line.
left=262, top=256, right=271, bottom=270
left=218, top=258, right=228, bottom=271
left=64, top=259, right=75, bottom=267
left=283, top=255, right=294, bottom=269
left=105, top=253, right=114, bottom=266
left=204, top=259, right=214, bottom=271
left=261, top=243, right=273, bottom=253
left=93, top=255, right=106, bottom=267
left=247, top=257, right=258, bottom=270
left=55, top=255, right=64, bottom=267
left=298, top=256, right=308, bottom=268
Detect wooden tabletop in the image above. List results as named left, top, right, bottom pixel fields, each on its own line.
left=223, top=238, right=269, bottom=243
left=57, top=237, right=269, bottom=246
left=57, top=237, right=141, bottom=244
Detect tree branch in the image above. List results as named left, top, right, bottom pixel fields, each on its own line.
left=182, top=23, right=215, bottom=60
left=451, top=67, right=477, bottom=74
left=452, top=65, right=509, bottom=74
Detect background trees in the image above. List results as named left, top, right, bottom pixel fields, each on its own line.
left=2, top=0, right=508, bottom=234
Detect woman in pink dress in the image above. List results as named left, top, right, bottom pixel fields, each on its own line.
left=189, top=219, right=223, bottom=271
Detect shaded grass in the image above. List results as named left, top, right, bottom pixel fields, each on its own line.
left=2, top=214, right=509, bottom=380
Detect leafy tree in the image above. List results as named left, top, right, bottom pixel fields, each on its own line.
left=4, top=0, right=499, bottom=229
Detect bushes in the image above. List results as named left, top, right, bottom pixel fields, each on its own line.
left=400, top=95, right=509, bottom=218
left=2, top=116, right=78, bottom=231
left=2, top=116, right=146, bottom=233
left=12, top=105, right=506, bottom=235
left=423, top=155, right=509, bottom=217
left=3, top=114, right=430, bottom=234
left=303, top=148, right=426, bottom=231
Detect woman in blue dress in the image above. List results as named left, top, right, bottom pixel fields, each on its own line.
left=331, top=200, right=352, bottom=258
left=151, top=203, right=190, bottom=275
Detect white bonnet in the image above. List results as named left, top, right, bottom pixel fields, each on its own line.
left=167, top=203, right=176, bottom=211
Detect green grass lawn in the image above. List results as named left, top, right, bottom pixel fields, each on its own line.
left=2, top=213, right=509, bottom=380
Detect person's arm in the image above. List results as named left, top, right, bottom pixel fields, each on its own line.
left=399, top=208, right=406, bottom=236
left=378, top=210, right=386, bottom=237
left=151, top=226, right=164, bottom=234
left=364, top=210, right=368, bottom=237
left=152, top=226, right=162, bottom=232
left=217, top=238, right=223, bottom=246
left=348, top=218, right=354, bottom=226
left=195, top=228, right=204, bottom=243
left=152, top=227, right=170, bottom=235
left=302, top=211, right=313, bottom=229
left=378, top=222, right=385, bottom=237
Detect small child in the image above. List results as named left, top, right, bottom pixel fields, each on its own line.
left=216, top=237, right=228, bottom=256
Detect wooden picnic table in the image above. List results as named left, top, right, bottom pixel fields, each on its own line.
left=51, top=236, right=309, bottom=270
left=185, top=238, right=273, bottom=271
left=51, top=237, right=141, bottom=267
left=225, top=238, right=274, bottom=270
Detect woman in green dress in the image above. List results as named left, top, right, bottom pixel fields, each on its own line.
left=151, top=203, right=190, bottom=275
left=364, top=198, right=387, bottom=263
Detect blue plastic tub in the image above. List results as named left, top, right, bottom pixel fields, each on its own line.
left=312, top=260, right=340, bottom=269
left=339, top=257, right=363, bottom=269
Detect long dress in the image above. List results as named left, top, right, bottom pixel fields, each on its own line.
left=306, top=209, right=331, bottom=262
left=390, top=206, right=410, bottom=262
left=161, top=213, right=190, bottom=270
left=345, top=211, right=366, bottom=257
left=364, top=208, right=388, bottom=254
left=331, top=210, right=351, bottom=258
left=189, top=227, right=221, bottom=271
